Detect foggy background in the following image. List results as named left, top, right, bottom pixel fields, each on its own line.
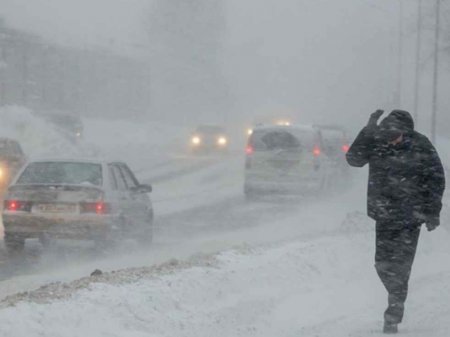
left=0, top=2, right=450, bottom=334
left=0, top=0, right=449, bottom=136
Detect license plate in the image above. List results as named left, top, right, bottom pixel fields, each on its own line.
left=35, top=203, right=77, bottom=213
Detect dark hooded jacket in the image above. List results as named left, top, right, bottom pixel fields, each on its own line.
left=346, top=110, right=445, bottom=227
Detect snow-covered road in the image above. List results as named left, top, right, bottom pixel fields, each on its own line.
left=0, top=112, right=448, bottom=336
left=0, top=151, right=358, bottom=297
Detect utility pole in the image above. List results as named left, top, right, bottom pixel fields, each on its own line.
left=396, top=0, right=403, bottom=107
left=431, top=0, right=441, bottom=143
left=413, top=0, right=423, bottom=125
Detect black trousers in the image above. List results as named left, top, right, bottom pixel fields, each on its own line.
left=374, top=222, right=421, bottom=324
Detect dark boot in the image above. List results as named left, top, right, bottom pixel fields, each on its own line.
left=384, top=296, right=405, bottom=324
left=383, top=322, right=398, bottom=334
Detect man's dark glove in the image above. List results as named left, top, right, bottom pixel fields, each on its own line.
left=367, top=109, right=384, bottom=127
left=426, top=217, right=440, bottom=232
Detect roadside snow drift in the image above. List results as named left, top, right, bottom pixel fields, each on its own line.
left=0, top=224, right=449, bottom=337
left=0, top=106, right=84, bottom=158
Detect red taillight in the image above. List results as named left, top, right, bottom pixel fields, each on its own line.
left=342, top=144, right=350, bottom=153
left=6, top=200, right=17, bottom=211
left=313, top=146, right=321, bottom=157
left=80, top=202, right=110, bottom=214
left=246, top=146, right=254, bottom=155
left=4, top=200, right=31, bottom=212
left=96, top=203, right=105, bottom=213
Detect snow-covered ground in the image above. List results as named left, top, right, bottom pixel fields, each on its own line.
left=0, top=106, right=449, bottom=336
left=1, top=218, right=449, bottom=337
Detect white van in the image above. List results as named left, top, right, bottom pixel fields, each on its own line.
left=244, top=125, right=331, bottom=197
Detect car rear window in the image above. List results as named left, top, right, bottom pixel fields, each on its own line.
left=17, top=162, right=102, bottom=186
left=249, top=130, right=301, bottom=151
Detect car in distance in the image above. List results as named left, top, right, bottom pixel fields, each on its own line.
left=2, top=159, right=153, bottom=254
left=190, top=125, right=229, bottom=153
left=246, top=117, right=293, bottom=136
left=0, top=138, right=26, bottom=190
left=314, top=125, right=350, bottom=172
left=39, top=111, right=84, bottom=142
left=244, top=124, right=331, bottom=198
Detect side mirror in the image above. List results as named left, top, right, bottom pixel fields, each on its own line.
left=131, top=184, right=152, bottom=194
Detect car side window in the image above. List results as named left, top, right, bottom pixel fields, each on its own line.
left=112, top=165, right=127, bottom=191
left=119, top=165, right=138, bottom=189
left=108, top=165, right=118, bottom=190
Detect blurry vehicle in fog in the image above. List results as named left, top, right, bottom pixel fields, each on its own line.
left=244, top=125, right=331, bottom=198
left=40, top=111, right=84, bottom=142
left=0, top=138, right=26, bottom=191
left=246, top=118, right=292, bottom=137
left=190, top=125, right=229, bottom=154
left=2, top=159, right=153, bottom=254
left=315, top=125, right=350, bottom=171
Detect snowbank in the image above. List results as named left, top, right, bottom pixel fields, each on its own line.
left=0, top=106, right=86, bottom=158
left=0, top=225, right=449, bottom=337
left=0, top=105, right=194, bottom=174
left=0, top=233, right=376, bottom=337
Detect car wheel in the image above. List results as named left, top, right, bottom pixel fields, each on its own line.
left=93, top=221, right=121, bottom=253
left=136, top=214, right=154, bottom=246
left=4, top=233, right=25, bottom=255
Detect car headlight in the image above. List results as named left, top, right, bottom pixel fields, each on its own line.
left=0, top=166, right=6, bottom=182
left=218, top=137, right=227, bottom=146
left=247, top=128, right=253, bottom=136
left=192, top=136, right=201, bottom=145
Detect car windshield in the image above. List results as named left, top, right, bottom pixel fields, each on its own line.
left=250, top=130, right=301, bottom=151
left=17, top=162, right=102, bottom=186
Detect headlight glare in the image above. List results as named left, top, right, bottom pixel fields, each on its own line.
left=218, top=137, right=227, bottom=146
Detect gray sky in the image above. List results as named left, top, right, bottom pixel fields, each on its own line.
left=0, top=0, right=150, bottom=53
left=1, top=0, right=445, bottom=134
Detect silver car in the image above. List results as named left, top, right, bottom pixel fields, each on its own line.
left=2, top=159, right=153, bottom=253
left=244, top=125, right=332, bottom=197
left=190, top=125, right=229, bottom=153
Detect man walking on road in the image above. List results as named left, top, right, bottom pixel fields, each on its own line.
left=346, top=110, right=445, bottom=334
